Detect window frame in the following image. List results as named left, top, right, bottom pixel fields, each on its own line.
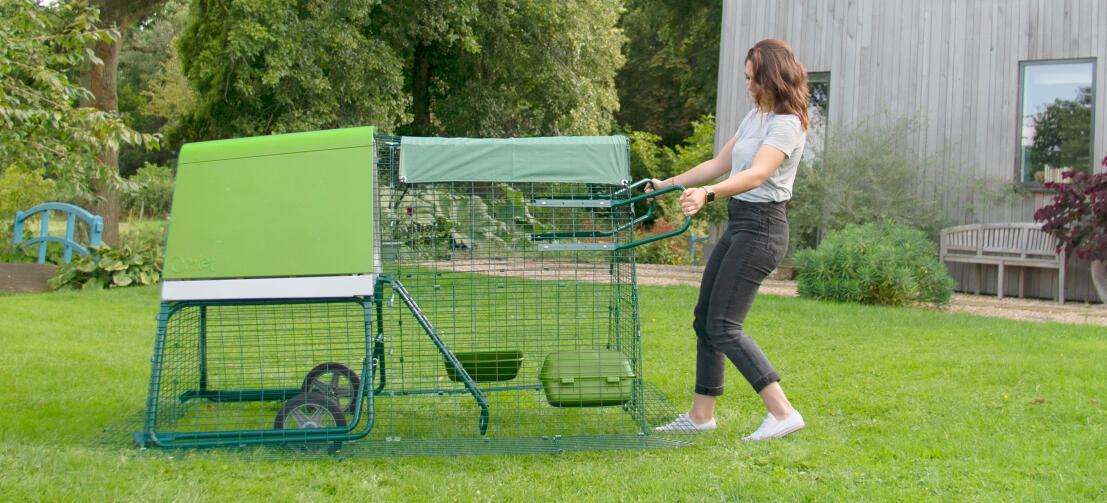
left=1015, top=57, right=1097, bottom=192
left=806, top=71, right=831, bottom=161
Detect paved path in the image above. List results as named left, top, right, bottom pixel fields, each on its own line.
left=635, top=264, right=1107, bottom=327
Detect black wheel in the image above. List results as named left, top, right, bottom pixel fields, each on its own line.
left=273, top=392, right=347, bottom=454
left=302, top=362, right=361, bottom=413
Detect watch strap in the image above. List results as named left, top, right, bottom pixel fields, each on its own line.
left=704, top=186, right=715, bottom=202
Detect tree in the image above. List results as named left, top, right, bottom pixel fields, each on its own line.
left=173, top=0, right=407, bottom=140
left=0, top=0, right=154, bottom=219
left=403, top=0, right=625, bottom=137
left=368, top=0, right=480, bottom=135
left=174, top=0, right=624, bottom=141
left=84, top=0, right=168, bottom=245
left=116, top=0, right=193, bottom=176
left=1027, top=87, right=1093, bottom=179
left=616, top=0, right=721, bottom=146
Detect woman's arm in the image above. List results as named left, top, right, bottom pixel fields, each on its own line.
left=658, top=136, right=737, bottom=189
left=678, top=144, right=787, bottom=216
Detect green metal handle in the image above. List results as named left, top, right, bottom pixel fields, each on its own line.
left=615, top=179, right=692, bottom=250
left=532, top=179, right=690, bottom=243
left=609, top=178, right=682, bottom=208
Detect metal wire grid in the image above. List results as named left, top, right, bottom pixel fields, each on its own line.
left=362, top=137, right=688, bottom=451
left=145, top=300, right=371, bottom=448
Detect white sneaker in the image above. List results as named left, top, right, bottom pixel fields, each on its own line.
left=742, top=411, right=804, bottom=441
left=654, top=413, right=717, bottom=432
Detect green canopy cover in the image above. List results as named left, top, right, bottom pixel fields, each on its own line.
left=398, top=135, right=630, bottom=185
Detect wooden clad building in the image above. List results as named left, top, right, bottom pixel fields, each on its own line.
left=717, top=0, right=1106, bottom=302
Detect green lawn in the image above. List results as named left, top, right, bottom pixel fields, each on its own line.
left=1, top=285, right=1104, bottom=501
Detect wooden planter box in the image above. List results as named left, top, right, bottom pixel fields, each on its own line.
left=0, top=263, right=58, bottom=293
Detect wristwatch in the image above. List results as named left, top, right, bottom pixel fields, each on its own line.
left=703, top=186, right=716, bottom=203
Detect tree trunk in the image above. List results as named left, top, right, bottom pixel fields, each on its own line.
left=85, top=0, right=166, bottom=245
left=88, top=36, right=122, bottom=245
left=1092, top=259, right=1107, bottom=306
left=411, top=42, right=432, bottom=135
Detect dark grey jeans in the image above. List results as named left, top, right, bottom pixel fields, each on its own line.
left=692, top=198, right=789, bottom=396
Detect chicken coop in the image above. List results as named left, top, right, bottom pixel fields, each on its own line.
left=134, top=126, right=699, bottom=457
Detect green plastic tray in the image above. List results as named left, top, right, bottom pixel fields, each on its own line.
left=538, top=349, right=635, bottom=407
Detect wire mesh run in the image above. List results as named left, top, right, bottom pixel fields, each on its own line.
left=363, top=137, right=695, bottom=454
left=140, top=299, right=374, bottom=452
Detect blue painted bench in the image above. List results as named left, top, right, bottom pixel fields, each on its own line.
left=12, top=202, right=103, bottom=263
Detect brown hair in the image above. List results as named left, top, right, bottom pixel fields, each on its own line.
left=745, top=39, right=810, bottom=131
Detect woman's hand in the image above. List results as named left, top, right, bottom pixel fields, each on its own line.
left=679, top=187, right=708, bottom=216
left=644, top=178, right=666, bottom=202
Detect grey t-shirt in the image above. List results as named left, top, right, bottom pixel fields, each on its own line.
left=730, top=109, right=806, bottom=203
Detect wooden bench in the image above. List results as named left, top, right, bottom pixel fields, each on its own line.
left=940, top=223, right=1066, bottom=303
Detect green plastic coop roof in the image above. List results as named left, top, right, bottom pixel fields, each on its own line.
left=398, top=135, right=630, bottom=185
left=163, top=126, right=375, bottom=280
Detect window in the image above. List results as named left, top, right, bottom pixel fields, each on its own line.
left=1018, top=59, right=1096, bottom=185
left=804, top=72, right=830, bottom=164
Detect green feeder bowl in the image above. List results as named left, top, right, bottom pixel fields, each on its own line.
left=445, top=350, right=524, bottom=383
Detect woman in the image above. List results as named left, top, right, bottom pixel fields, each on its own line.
left=652, top=39, right=809, bottom=440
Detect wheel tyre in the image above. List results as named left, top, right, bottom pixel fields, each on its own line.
left=302, top=362, right=361, bottom=413
left=273, top=392, right=347, bottom=454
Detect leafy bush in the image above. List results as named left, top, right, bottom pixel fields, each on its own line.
left=795, top=221, right=954, bottom=306
left=0, top=167, right=69, bottom=264
left=48, top=245, right=162, bottom=290
left=626, top=115, right=728, bottom=227
left=788, top=117, right=950, bottom=251
left=1033, top=156, right=1107, bottom=263
left=120, top=220, right=168, bottom=265
left=0, top=239, right=67, bottom=265
left=632, top=219, right=693, bottom=266
left=121, top=163, right=175, bottom=217
left=0, top=166, right=57, bottom=219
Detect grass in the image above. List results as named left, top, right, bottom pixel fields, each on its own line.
left=1, top=285, right=1104, bottom=501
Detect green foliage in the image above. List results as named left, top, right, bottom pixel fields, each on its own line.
left=1027, top=87, right=1093, bottom=180
left=788, top=117, right=950, bottom=251
left=412, top=0, right=624, bottom=136
left=0, top=165, right=56, bottom=219
left=627, top=130, right=664, bottom=182
left=174, top=0, right=407, bottom=141
left=120, top=163, right=174, bottom=217
left=117, top=0, right=194, bottom=176
left=48, top=244, right=162, bottom=290
left=627, top=115, right=726, bottom=226
left=795, top=221, right=955, bottom=306
left=380, top=185, right=518, bottom=256
left=173, top=0, right=623, bottom=141
left=0, top=0, right=158, bottom=197
left=616, top=0, right=721, bottom=145
left=1, top=238, right=66, bottom=265
left=632, top=219, right=693, bottom=265
left=0, top=166, right=59, bottom=264
left=119, top=219, right=168, bottom=259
